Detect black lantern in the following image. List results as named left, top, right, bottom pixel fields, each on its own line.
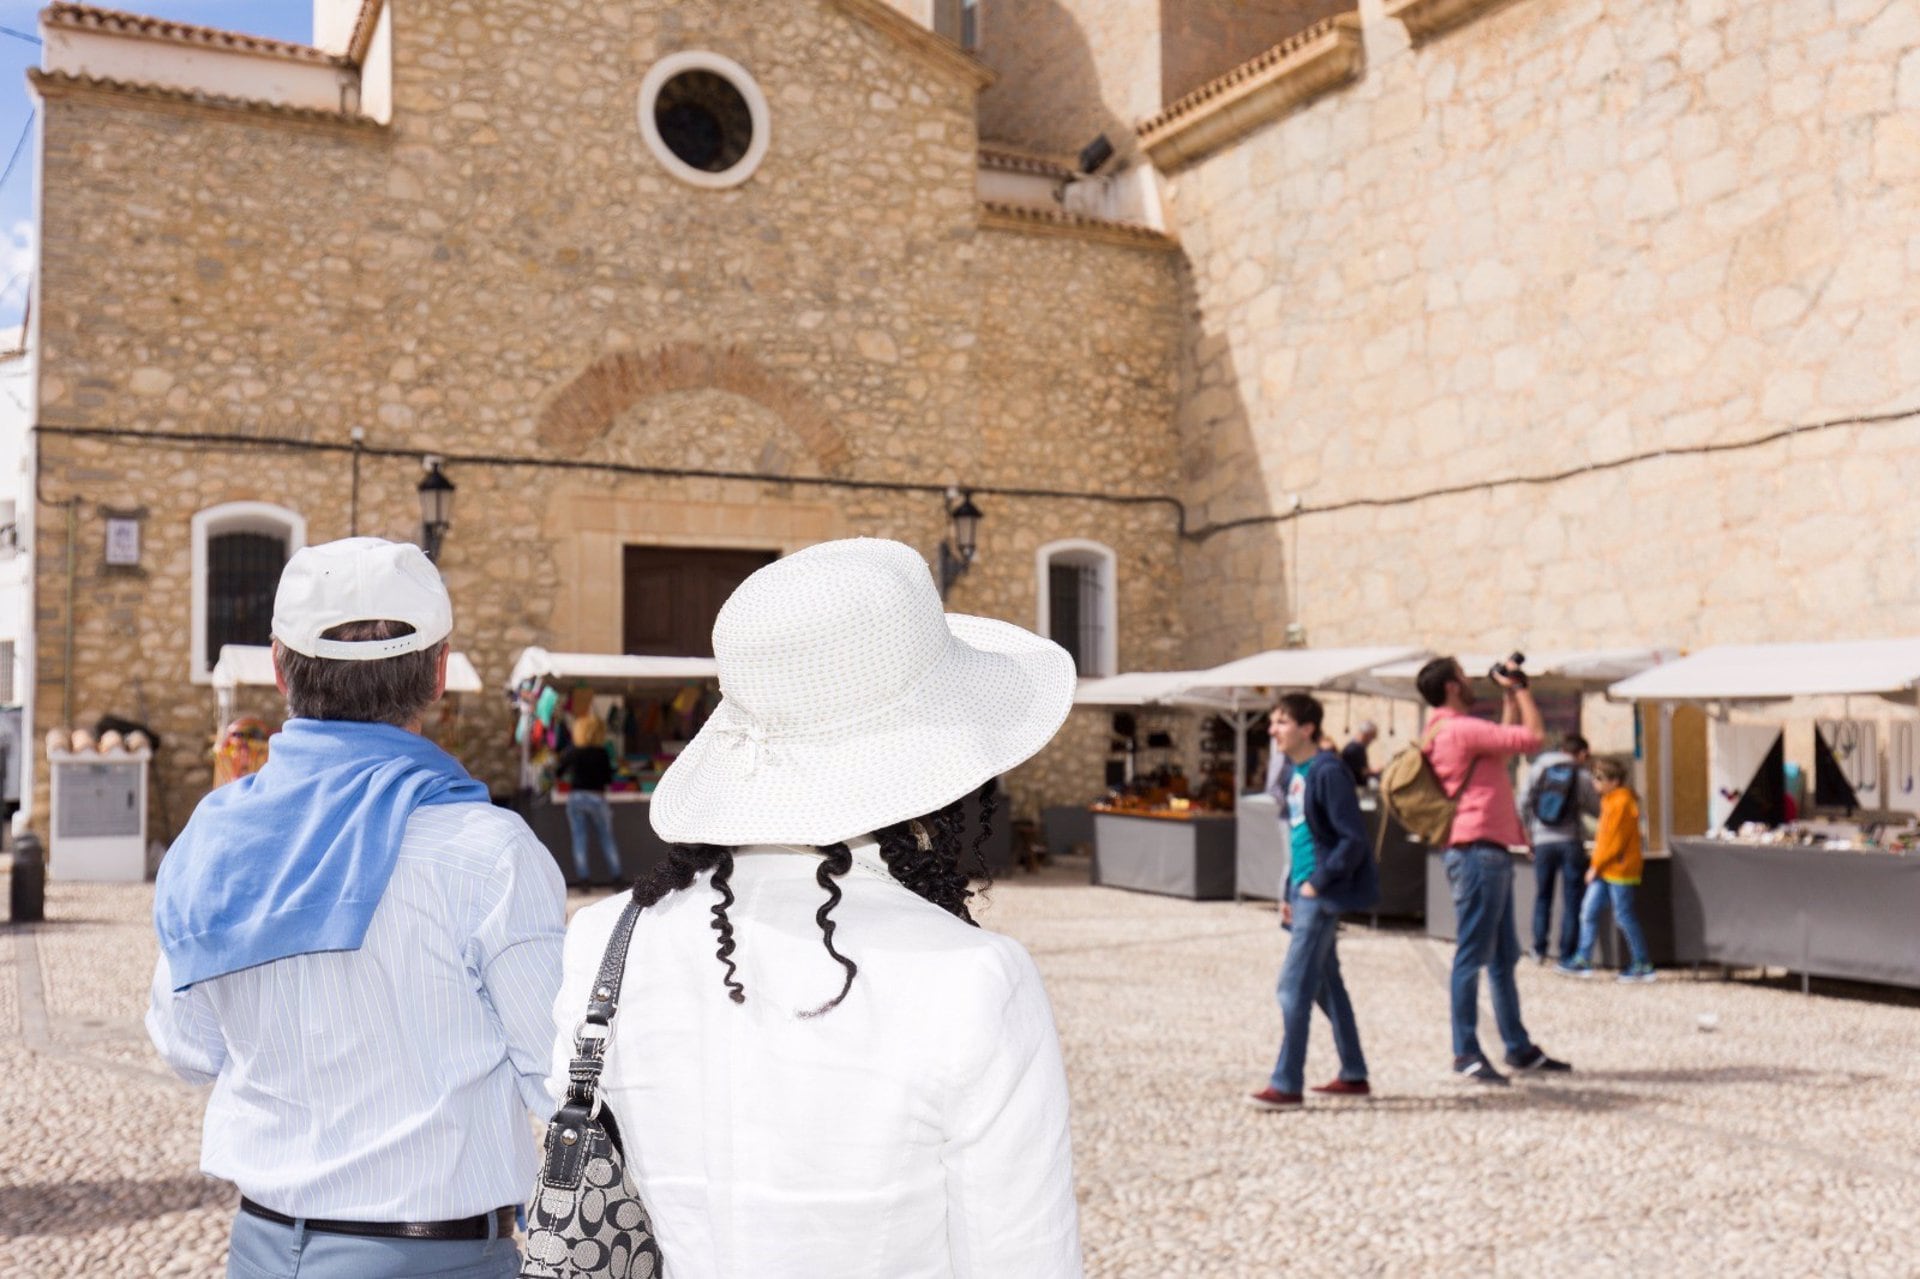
left=417, top=456, right=455, bottom=561
left=937, top=488, right=982, bottom=599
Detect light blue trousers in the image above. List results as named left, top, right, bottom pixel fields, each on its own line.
left=226, top=1209, right=520, bottom=1279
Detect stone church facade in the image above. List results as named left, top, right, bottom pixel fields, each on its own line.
left=21, top=0, right=1920, bottom=839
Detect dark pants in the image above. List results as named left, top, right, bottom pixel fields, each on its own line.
left=1531, top=839, right=1587, bottom=958
left=1444, top=843, right=1536, bottom=1063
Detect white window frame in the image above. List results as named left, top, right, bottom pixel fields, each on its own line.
left=190, top=502, right=306, bottom=685
left=1035, top=539, right=1118, bottom=678
left=636, top=51, right=772, bottom=191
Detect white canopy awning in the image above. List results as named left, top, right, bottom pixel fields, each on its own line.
left=507, top=647, right=719, bottom=690
left=1367, top=648, right=1676, bottom=698
left=1072, top=671, right=1217, bottom=706
left=1181, top=646, right=1430, bottom=707
left=1608, top=639, right=1920, bottom=702
left=213, top=644, right=483, bottom=694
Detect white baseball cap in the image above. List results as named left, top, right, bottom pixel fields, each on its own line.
left=271, top=537, right=453, bottom=661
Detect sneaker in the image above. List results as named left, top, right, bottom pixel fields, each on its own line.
left=1247, top=1087, right=1303, bottom=1110
left=1555, top=958, right=1594, bottom=979
left=1505, top=1045, right=1573, bottom=1073
left=1310, top=1079, right=1371, bottom=1097
left=1618, top=963, right=1658, bottom=984
left=1527, top=946, right=1547, bottom=965
left=1452, top=1056, right=1509, bottom=1086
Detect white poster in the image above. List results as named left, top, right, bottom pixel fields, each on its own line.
left=1815, top=719, right=1882, bottom=812
left=1709, top=721, right=1782, bottom=831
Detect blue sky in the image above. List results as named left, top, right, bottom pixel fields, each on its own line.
left=0, top=1, right=314, bottom=330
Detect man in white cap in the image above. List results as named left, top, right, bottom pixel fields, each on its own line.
left=147, top=537, right=565, bottom=1279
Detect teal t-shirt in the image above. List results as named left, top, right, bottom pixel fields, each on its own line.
left=1286, top=757, right=1316, bottom=889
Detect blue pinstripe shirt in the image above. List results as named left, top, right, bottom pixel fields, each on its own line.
left=145, top=802, right=567, bottom=1219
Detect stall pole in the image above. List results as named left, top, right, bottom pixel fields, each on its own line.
left=1233, top=692, right=1247, bottom=797
left=1659, top=701, right=1675, bottom=853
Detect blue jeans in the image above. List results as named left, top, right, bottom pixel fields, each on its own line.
left=227, top=1208, right=519, bottom=1278
left=1531, top=839, right=1587, bottom=958
left=565, top=791, right=623, bottom=883
left=1444, top=843, right=1535, bottom=1063
left=1575, top=880, right=1650, bottom=968
left=1268, top=888, right=1368, bottom=1094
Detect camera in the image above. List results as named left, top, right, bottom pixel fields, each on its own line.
left=1488, top=651, right=1529, bottom=689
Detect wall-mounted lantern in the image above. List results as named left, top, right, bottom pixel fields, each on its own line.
left=937, top=488, right=982, bottom=600
left=417, top=456, right=456, bottom=562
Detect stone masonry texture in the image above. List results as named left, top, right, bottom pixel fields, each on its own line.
left=30, top=0, right=1185, bottom=838
left=1171, top=0, right=1920, bottom=666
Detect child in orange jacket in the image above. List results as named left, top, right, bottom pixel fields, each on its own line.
left=1556, top=757, right=1654, bottom=982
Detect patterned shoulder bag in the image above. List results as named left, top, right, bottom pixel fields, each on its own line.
left=520, top=898, right=666, bottom=1279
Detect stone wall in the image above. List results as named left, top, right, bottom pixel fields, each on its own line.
left=1172, top=0, right=1920, bottom=665
left=29, top=0, right=1187, bottom=839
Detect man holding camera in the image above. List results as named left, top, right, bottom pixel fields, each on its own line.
left=1415, top=655, right=1573, bottom=1085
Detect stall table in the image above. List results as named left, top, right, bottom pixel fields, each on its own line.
left=1093, top=807, right=1236, bottom=900
left=1425, top=847, right=1675, bottom=967
left=1669, top=838, right=1920, bottom=989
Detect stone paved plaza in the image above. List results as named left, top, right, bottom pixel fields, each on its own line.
left=3, top=863, right=1917, bottom=1277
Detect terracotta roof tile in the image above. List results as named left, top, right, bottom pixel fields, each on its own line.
left=29, top=68, right=380, bottom=128
left=1137, top=14, right=1347, bottom=139
left=979, top=201, right=1178, bottom=251
left=978, top=144, right=1076, bottom=180
left=43, top=3, right=344, bottom=67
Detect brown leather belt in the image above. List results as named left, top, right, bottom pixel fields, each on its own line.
left=240, top=1196, right=516, bottom=1241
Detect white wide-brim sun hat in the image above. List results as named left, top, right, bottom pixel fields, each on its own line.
left=650, top=537, right=1077, bottom=848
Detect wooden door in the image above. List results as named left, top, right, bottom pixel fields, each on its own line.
left=622, top=546, right=777, bottom=657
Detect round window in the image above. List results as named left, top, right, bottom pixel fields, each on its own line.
left=637, top=52, right=771, bottom=190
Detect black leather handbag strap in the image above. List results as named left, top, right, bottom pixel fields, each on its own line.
left=566, top=897, right=644, bottom=1108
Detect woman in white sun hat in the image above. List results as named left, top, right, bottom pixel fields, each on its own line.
left=545, top=537, right=1083, bottom=1278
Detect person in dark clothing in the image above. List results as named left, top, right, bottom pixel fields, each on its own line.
left=1250, top=693, right=1380, bottom=1111
left=1340, top=721, right=1378, bottom=787
left=555, top=712, right=623, bottom=886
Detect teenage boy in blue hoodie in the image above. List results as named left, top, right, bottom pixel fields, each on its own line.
left=1251, top=692, right=1381, bottom=1109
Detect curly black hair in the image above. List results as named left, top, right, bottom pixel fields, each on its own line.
left=632, top=778, right=999, bottom=1014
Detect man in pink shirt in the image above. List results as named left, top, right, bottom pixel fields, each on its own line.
left=1417, top=656, right=1574, bottom=1085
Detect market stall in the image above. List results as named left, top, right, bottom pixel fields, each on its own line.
left=1610, top=638, right=1920, bottom=989
left=1076, top=648, right=1422, bottom=900
left=508, top=648, right=720, bottom=885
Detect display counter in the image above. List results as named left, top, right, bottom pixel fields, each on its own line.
left=1092, top=807, right=1236, bottom=900
left=1424, top=847, right=1675, bottom=967
left=1669, top=838, right=1920, bottom=989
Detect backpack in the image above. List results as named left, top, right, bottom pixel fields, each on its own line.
left=1377, top=721, right=1479, bottom=851
left=1529, top=761, right=1580, bottom=828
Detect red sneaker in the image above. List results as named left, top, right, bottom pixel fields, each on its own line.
left=1310, top=1079, right=1371, bottom=1097
left=1247, top=1088, right=1303, bottom=1110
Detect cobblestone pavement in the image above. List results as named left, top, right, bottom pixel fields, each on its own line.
left=4, top=863, right=1917, bottom=1277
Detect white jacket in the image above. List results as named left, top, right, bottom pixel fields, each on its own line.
left=548, top=837, right=1083, bottom=1279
